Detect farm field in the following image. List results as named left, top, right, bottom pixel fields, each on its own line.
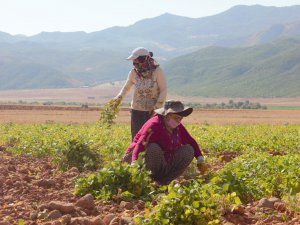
left=1, top=85, right=300, bottom=125
left=1, top=90, right=300, bottom=224
left=1, top=118, right=300, bottom=224
left=1, top=105, right=300, bottom=125
left=1, top=85, right=300, bottom=107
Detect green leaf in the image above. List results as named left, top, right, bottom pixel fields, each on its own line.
left=185, top=209, right=191, bottom=215
left=192, top=201, right=200, bottom=208
left=222, top=183, right=230, bottom=192
left=18, top=220, right=25, bottom=225
left=234, top=196, right=242, bottom=205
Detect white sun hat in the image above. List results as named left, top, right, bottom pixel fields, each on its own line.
left=126, top=47, right=150, bottom=60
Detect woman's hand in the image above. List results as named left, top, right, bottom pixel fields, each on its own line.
left=149, top=110, right=155, bottom=117
left=197, top=162, right=208, bottom=175
left=112, top=96, right=122, bottom=106
left=196, top=156, right=207, bottom=175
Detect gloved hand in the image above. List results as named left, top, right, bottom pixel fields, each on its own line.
left=197, top=156, right=208, bottom=175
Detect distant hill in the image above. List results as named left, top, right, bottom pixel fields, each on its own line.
left=245, top=21, right=300, bottom=45
left=0, top=5, right=300, bottom=97
left=22, top=5, right=300, bottom=51
left=164, top=39, right=300, bottom=97
left=0, top=43, right=131, bottom=89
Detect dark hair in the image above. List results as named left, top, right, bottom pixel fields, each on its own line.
left=136, top=55, right=147, bottom=63
left=149, top=51, right=153, bottom=57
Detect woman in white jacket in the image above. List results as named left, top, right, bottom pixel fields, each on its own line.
left=114, top=47, right=167, bottom=140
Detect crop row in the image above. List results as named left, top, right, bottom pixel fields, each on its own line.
left=1, top=123, right=299, bottom=157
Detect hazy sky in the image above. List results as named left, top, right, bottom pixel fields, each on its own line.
left=1, top=0, right=300, bottom=36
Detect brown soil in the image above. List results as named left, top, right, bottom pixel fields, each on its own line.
left=0, top=106, right=300, bottom=125
left=0, top=86, right=300, bottom=107
left=1, top=150, right=299, bottom=225
left=0, top=151, right=143, bottom=225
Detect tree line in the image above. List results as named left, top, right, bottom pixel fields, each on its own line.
left=186, top=100, right=267, bottom=109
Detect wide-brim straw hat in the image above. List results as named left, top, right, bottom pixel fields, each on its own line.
left=154, top=100, right=193, bottom=117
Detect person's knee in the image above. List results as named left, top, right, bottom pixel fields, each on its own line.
left=147, top=143, right=161, bottom=151
left=184, top=144, right=195, bottom=160
left=145, top=143, right=164, bottom=171
left=146, top=143, right=163, bottom=158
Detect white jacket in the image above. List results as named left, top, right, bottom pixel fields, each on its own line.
left=117, top=67, right=167, bottom=111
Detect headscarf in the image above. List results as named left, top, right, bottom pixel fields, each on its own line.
left=133, top=57, right=159, bottom=78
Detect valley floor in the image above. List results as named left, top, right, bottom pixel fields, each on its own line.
left=0, top=107, right=300, bottom=125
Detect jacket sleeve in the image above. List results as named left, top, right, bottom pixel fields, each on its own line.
left=154, top=67, right=167, bottom=109
left=180, top=125, right=203, bottom=158
left=117, top=70, right=134, bottom=98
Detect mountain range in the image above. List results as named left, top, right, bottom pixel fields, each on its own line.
left=0, top=5, right=300, bottom=97
left=164, top=38, right=300, bottom=97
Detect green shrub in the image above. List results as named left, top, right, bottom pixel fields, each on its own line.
left=55, top=139, right=101, bottom=172
left=99, top=99, right=120, bottom=126
left=136, top=180, right=239, bottom=225
left=214, top=152, right=300, bottom=202
left=74, top=157, right=152, bottom=200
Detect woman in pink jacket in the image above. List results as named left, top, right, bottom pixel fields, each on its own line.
left=123, top=100, right=207, bottom=185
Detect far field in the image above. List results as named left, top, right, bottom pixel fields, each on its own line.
left=0, top=84, right=300, bottom=107
left=0, top=85, right=300, bottom=124
left=0, top=106, right=300, bottom=125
